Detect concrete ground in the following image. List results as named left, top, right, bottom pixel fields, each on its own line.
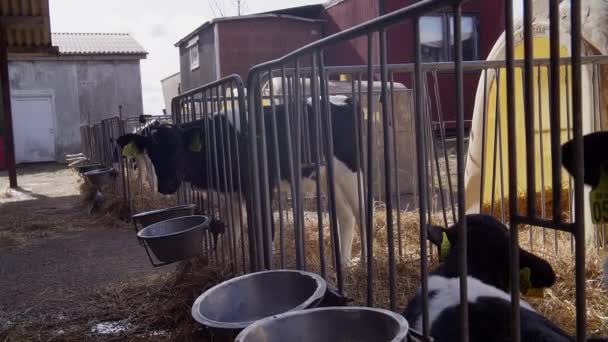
left=0, top=163, right=172, bottom=340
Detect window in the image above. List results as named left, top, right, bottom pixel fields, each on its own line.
left=188, top=37, right=199, bottom=70
left=419, top=14, right=479, bottom=62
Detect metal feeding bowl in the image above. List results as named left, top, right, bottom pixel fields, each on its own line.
left=132, top=204, right=198, bottom=228
left=191, top=270, right=327, bottom=337
left=83, top=167, right=115, bottom=188
left=235, top=307, right=409, bottom=342
left=77, top=163, right=103, bottom=174
left=137, top=215, right=210, bottom=264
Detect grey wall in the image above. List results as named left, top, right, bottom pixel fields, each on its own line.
left=179, top=26, right=217, bottom=92
left=8, top=59, right=143, bottom=161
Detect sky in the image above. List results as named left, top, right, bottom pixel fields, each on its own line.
left=49, top=0, right=524, bottom=114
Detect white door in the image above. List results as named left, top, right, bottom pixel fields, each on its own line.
left=11, top=92, right=56, bottom=163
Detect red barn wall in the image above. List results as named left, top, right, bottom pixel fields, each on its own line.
left=218, top=17, right=323, bottom=82
left=323, top=0, right=379, bottom=66
left=322, top=0, right=506, bottom=128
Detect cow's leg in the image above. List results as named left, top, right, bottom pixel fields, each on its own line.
left=340, top=170, right=366, bottom=264
left=334, top=184, right=356, bottom=270
left=331, top=159, right=366, bottom=268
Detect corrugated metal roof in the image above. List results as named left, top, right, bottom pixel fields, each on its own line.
left=1, top=0, right=56, bottom=53
left=51, top=33, right=147, bottom=56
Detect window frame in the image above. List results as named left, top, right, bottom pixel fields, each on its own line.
left=419, top=12, right=480, bottom=63
left=187, top=36, right=200, bottom=71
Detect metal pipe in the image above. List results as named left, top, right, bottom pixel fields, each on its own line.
left=379, top=28, right=396, bottom=311
left=570, top=0, right=587, bottom=339
left=414, top=17, right=430, bottom=338
left=365, top=32, right=376, bottom=307
left=504, top=0, right=521, bottom=340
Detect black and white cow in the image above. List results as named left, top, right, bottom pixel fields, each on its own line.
left=401, top=214, right=608, bottom=341
left=116, top=95, right=365, bottom=269
left=561, top=131, right=608, bottom=289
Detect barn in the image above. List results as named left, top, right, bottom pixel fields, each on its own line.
left=6, top=32, right=147, bottom=164
left=175, top=8, right=324, bottom=91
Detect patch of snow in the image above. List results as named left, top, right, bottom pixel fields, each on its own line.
left=91, top=320, right=133, bottom=335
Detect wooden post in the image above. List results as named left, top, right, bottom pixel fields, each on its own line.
left=0, top=21, right=17, bottom=188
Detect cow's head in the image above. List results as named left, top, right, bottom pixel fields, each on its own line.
left=561, top=131, right=608, bottom=188
left=427, top=214, right=556, bottom=295
left=116, top=124, right=203, bottom=194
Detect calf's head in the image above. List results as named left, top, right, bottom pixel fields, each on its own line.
left=116, top=124, right=202, bottom=194
left=561, top=131, right=608, bottom=188
left=427, top=214, right=556, bottom=294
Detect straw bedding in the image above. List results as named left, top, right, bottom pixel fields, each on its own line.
left=47, top=174, right=605, bottom=340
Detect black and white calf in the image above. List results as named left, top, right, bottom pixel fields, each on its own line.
left=115, top=95, right=365, bottom=269
left=561, top=131, right=608, bottom=289
left=402, top=214, right=605, bottom=341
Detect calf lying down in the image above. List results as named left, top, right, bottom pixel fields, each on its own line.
left=404, top=214, right=607, bottom=342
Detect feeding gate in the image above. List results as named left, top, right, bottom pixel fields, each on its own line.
left=170, top=74, right=254, bottom=273
left=243, top=0, right=593, bottom=341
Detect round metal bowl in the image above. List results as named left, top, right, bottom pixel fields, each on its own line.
left=77, top=163, right=103, bottom=174
left=83, top=167, right=114, bottom=187
left=137, top=215, right=210, bottom=264
left=191, top=270, right=327, bottom=335
left=235, top=307, right=409, bottom=342
left=132, top=204, right=198, bottom=228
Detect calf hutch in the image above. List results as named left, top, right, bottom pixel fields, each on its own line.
left=7, top=32, right=146, bottom=164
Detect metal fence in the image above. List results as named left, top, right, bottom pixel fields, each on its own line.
left=170, top=75, right=253, bottom=273
left=243, top=0, right=590, bottom=341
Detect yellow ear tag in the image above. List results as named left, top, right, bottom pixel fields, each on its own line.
left=122, top=141, right=140, bottom=158
left=189, top=130, right=202, bottom=152
left=589, top=162, right=608, bottom=224
left=519, top=267, right=544, bottom=298
left=440, top=232, right=450, bottom=259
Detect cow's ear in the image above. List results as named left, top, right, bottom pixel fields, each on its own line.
left=562, top=131, right=608, bottom=188
left=427, top=224, right=451, bottom=259
left=182, top=127, right=203, bottom=152
left=116, top=134, right=149, bottom=156
left=520, top=248, right=556, bottom=288
left=427, top=224, right=447, bottom=248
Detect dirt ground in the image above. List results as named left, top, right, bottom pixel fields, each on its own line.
left=0, top=163, right=174, bottom=341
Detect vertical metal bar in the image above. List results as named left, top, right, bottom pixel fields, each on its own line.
left=505, top=0, right=521, bottom=341
left=390, top=72, right=403, bottom=258
left=229, top=83, right=247, bottom=271
left=549, top=0, right=562, bottom=223
left=538, top=66, right=547, bottom=234
left=280, top=65, right=299, bottom=270
left=255, top=75, right=274, bottom=269
left=414, top=18, right=430, bottom=337
left=565, top=64, right=574, bottom=255
left=523, top=0, right=536, bottom=219
left=490, top=68, right=501, bottom=216
left=479, top=69, right=489, bottom=213
left=268, top=68, right=286, bottom=269
left=211, top=87, right=226, bottom=265
left=351, top=73, right=367, bottom=263
left=571, top=0, right=586, bottom=339
left=365, top=32, right=376, bottom=307
left=319, top=53, right=343, bottom=292
left=454, top=5, right=469, bottom=342
left=311, top=55, right=326, bottom=278
left=379, top=28, right=396, bottom=311
left=220, top=84, right=237, bottom=272
left=293, top=61, right=305, bottom=270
